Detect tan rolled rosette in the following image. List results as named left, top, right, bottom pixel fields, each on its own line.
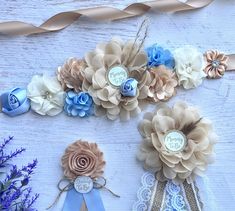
left=62, top=140, right=105, bottom=180
left=137, top=102, right=217, bottom=183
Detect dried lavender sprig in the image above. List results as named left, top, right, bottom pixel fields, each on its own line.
left=0, top=136, right=39, bottom=210
left=25, top=193, right=40, bottom=209
left=0, top=148, right=26, bottom=167
left=0, top=136, right=14, bottom=152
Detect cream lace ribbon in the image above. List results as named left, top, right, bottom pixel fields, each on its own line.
left=133, top=172, right=203, bottom=211
left=0, top=0, right=213, bottom=36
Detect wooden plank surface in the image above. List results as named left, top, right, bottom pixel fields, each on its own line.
left=0, top=0, right=235, bottom=210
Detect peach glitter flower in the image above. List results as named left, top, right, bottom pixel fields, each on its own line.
left=148, top=65, right=178, bottom=102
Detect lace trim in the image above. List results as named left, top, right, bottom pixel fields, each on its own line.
left=133, top=172, right=193, bottom=211
left=132, top=172, right=155, bottom=211
left=161, top=181, right=190, bottom=211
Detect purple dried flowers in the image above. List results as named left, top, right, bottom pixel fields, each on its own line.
left=0, top=136, right=39, bottom=210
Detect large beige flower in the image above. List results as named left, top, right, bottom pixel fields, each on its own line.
left=62, top=140, right=105, bottom=181
left=82, top=38, right=151, bottom=121
left=137, top=102, right=217, bottom=183
left=148, top=65, right=178, bottom=102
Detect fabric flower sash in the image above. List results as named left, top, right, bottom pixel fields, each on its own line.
left=1, top=21, right=235, bottom=120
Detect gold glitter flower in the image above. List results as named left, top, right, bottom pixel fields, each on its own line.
left=57, top=58, right=86, bottom=92
left=148, top=65, right=178, bottom=102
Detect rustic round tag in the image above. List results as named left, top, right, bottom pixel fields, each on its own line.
left=164, top=130, right=187, bottom=152
left=74, top=176, right=93, bottom=194
left=107, top=66, right=128, bottom=87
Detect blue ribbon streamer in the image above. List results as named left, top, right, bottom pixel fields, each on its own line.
left=1, top=87, right=30, bottom=116
left=63, top=188, right=105, bottom=211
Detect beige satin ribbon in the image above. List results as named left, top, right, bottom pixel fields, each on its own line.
left=0, top=0, right=213, bottom=36
left=227, top=54, right=235, bottom=71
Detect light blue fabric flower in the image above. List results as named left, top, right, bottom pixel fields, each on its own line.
left=64, top=91, right=93, bottom=117
left=120, top=78, right=138, bottom=97
left=146, top=44, right=175, bottom=69
left=1, top=87, right=30, bottom=117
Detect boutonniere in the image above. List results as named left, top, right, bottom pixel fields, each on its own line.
left=133, top=102, right=217, bottom=210
left=48, top=140, right=119, bottom=211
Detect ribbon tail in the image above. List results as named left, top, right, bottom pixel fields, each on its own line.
left=0, top=0, right=213, bottom=36
left=63, top=188, right=84, bottom=211
left=83, top=189, right=105, bottom=211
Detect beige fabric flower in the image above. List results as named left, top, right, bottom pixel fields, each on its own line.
left=82, top=38, right=151, bottom=121
left=62, top=140, right=105, bottom=180
left=204, top=50, right=228, bottom=79
left=148, top=65, right=178, bottom=102
left=57, top=58, right=86, bottom=92
left=137, top=102, right=217, bottom=183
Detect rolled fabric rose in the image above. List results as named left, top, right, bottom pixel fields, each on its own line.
left=1, top=87, right=30, bottom=116
left=62, top=140, right=105, bottom=180
left=64, top=91, right=93, bottom=117
left=146, top=44, right=175, bottom=69
left=120, top=78, right=138, bottom=97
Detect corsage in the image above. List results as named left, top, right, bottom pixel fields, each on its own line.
left=133, top=102, right=217, bottom=211
left=48, top=140, right=119, bottom=211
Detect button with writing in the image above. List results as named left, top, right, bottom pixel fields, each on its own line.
left=164, top=130, right=187, bottom=152
left=107, top=66, right=128, bottom=87
left=74, top=176, right=93, bottom=194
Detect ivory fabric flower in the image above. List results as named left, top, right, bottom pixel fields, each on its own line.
left=82, top=38, right=152, bottom=121
left=204, top=50, right=228, bottom=79
left=27, top=75, right=65, bottom=116
left=57, top=58, right=86, bottom=92
left=174, top=46, right=206, bottom=89
left=148, top=65, right=178, bottom=102
left=62, top=140, right=105, bottom=180
left=137, top=102, right=217, bottom=183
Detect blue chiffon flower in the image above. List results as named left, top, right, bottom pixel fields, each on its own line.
left=64, top=91, right=93, bottom=117
left=120, top=78, right=138, bottom=97
left=146, top=44, right=175, bottom=69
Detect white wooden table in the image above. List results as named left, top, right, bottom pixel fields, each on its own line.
left=0, top=0, right=235, bottom=210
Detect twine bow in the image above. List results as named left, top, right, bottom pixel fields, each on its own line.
left=47, top=177, right=120, bottom=210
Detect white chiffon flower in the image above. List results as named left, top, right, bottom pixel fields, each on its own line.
left=27, top=74, right=65, bottom=116
left=174, top=46, right=206, bottom=89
